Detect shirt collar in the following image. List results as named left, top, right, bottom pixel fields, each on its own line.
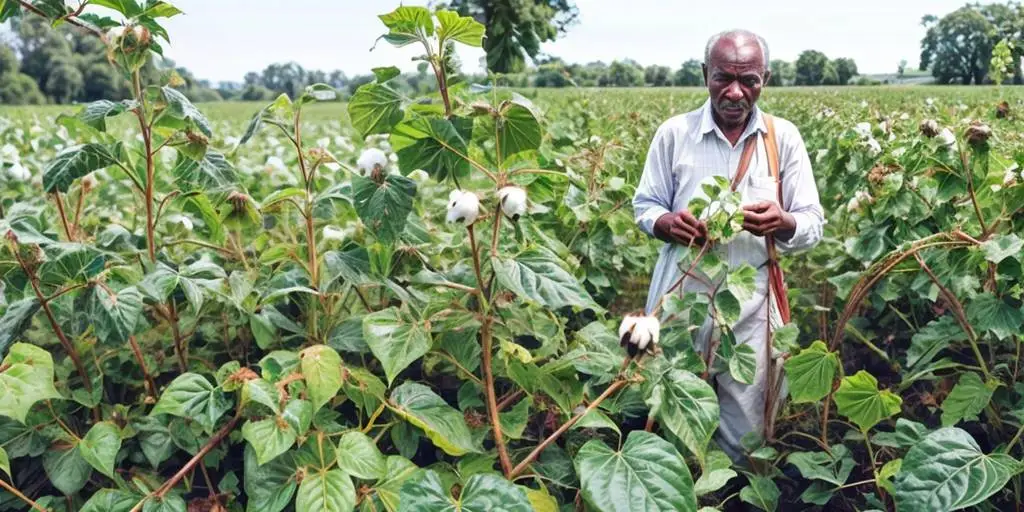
left=694, top=98, right=767, bottom=146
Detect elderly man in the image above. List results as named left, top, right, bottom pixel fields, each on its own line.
left=632, top=29, right=824, bottom=460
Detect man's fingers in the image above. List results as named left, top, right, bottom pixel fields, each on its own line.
left=743, top=201, right=772, bottom=213
left=678, top=210, right=701, bottom=228
left=670, top=224, right=698, bottom=244
left=743, top=210, right=774, bottom=223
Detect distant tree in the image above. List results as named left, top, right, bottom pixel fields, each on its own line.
left=920, top=7, right=994, bottom=84
left=327, top=70, right=348, bottom=89
left=673, top=59, right=703, bottom=86
left=795, top=50, right=830, bottom=85
left=444, top=0, right=579, bottom=73
left=0, top=72, right=45, bottom=104
left=644, top=65, right=672, bottom=86
left=534, top=57, right=571, bottom=87
left=832, top=57, right=858, bottom=85
left=821, top=61, right=840, bottom=85
left=602, top=60, right=644, bottom=87
left=768, top=59, right=794, bottom=86
left=240, top=85, right=275, bottom=101
left=44, top=58, right=84, bottom=103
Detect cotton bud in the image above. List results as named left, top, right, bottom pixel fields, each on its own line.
left=227, top=191, right=252, bottom=213
left=497, top=186, right=527, bottom=221
left=937, top=128, right=956, bottom=148
left=357, top=148, right=388, bottom=175
left=919, top=119, right=939, bottom=138
left=81, top=173, right=98, bottom=192
left=322, top=225, right=345, bottom=242
left=618, top=314, right=660, bottom=357
left=446, top=190, right=480, bottom=225
left=132, top=25, right=151, bottom=46
left=965, top=122, right=992, bottom=147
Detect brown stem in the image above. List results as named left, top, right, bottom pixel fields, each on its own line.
left=16, top=0, right=104, bottom=37
left=490, top=203, right=503, bottom=258
left=53, top=193, right=73, bottom=241
left=960, top=149, right=988, bottom=233
left=154, top=303, right=188, bottom=372
left=820, top=387, right=834, bottom=446
left=0, top=479, right=46, bottom=512
left=45, top=282, right=89, bottom=303
left=467, top=225, right=485, bottom=297
left=509, top=379, right=628, bottom=479
left=133, top=72, right=156, bottom=263
left=481, top=309, right=512, bottom=478
left=128, top=336, right=158, bottom=398
left=141, top=414, right=241, bottom=507
left=496, top=390, right=525, bottom=412
left=10, top=246, right=90, bottom=391
left=430, top=52, right=452, bottom=117
left=71, top=187, right=85, bottom=234
left=644, top=415, right=656, bottom=432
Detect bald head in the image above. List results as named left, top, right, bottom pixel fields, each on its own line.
left=701, top=30, right=771, bottom=131
left=705, top=30, right=769, bottom=71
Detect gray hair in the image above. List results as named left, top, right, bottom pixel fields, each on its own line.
left=704, top=29, right=770, bottom=69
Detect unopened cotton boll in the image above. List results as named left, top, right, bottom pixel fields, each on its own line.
left=497, top=186, right=528, bottom=220
left=322, top=225, right=345, bottom=242
left=618, top=314, right=660, bottom=356
left=357, top=148, right=388, bottom=175
left=81, top=173, right=98, bottom=192
left=446, top=190, right=480, bottom=225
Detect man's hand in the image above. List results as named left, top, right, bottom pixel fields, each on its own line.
left=742, top=201, right=796, bottom=239
left=654, top=211, right=707, bottom=246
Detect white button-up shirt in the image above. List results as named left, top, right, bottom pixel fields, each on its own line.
left=633, top=99, right=825, bottom=314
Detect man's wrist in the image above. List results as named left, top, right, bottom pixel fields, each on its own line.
left=776, top=211, right=797, bottom=241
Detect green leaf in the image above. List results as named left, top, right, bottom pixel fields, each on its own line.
left=873, top=418, right=930, bottom=449
left=243, top=417, right=297, bottom=466
left=352, top=173, right=416, bottom=244
left=787, top=445, right=855, bottom=486
left=299, top=344, right=343, bottom=412
left=336, top=431, right=386, bottom=480
left=575, top=431, right=697, bottom=512
left=373, top=66, right=401, bottom=82
left=740, top=476, right=780, bottom=512
left=570, top=407, right=620, bottom=436
left=714, top=289, right=741, bottom=326
left=134, top=416, right=175, bottom=469
left=694, top=451, right=737, bottom=497
left=0, top=343, right=61, bottom=423
left=375, top=456, right=421, bottom=511
left=967, top=292, right=1024, bottom=341
left=497, top=96, right=542, bottom=160
left=0, top=1, right=21, bottom=22
left=982, top=233, right=1023, bottom=263
left=729, top=343, right=757, bottom=385
left=150, top=373, right=232, bottom=433
left=322, top=249, right=373, bottom=290
left=0, top=446, right=8, bottom=477
left=78, top=422, right=122, bottom=478
left=878, top=458, right=902, bottom=494
left=389, top=382, right=478, bottom=456
left=907, top=316, right=965, bottom=369
left=244, top=379, right=280, bottom=413
left=140, top=1, right=182, bottom=18
left=834, top=370, right=902, bottom=432
left=72, top=99, right=134, bottom=131
left=499, top=398, right=531, bottom=439
left=81, top=489, right=143, bottom=512
left=377, top=5, right=433, bottom=47
left=363, top=308, right=430, bottom=386
left=348, top=82, right=404, bottom=138
left=436, top=10, right=484, bottom=47
left=726, top=264, right=758, bottom=304
left=783, top=340, right=840, bottom=403
left=941, top=372, right=997, bottom=427
left=87, top=285, right=143, bottom=345
left=391, top=117, right=472, bottom=182
left=296, top=469, right=355, bottom=512
left=895, top=427, right=1018, bottom=511
left=160, top=86, right=212, bottom=137
left=43, top=143, right=121, bottom=193
left=143, top=494, right=186, bottom=512
left=89, top=0, right=142, bottom=16
left=244, top=444, right=298, bottom=512
left=491, top=249, right=596, bottom=310
left=647, top=368, right=719, bottom=461
left=0, top=298, right=40, bottom=358
left=42, top=444, right=92, bottom=495
left=38, top=243, right=105, bottom=286
left=171, top=149, right=237, bottom=191
left=399, top=471, right=532, bottom=511
left=283, top=399, right=312, bottom=436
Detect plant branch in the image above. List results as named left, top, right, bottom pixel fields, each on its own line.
left=128, top=335, right=158, bottom=398
left=161, top=239, right=234, bottom=257
left=52, top=193, right=74, bottom=241
left=0, top=479, right=46, bottom=512
left=16, top=0, right=104, bottom=38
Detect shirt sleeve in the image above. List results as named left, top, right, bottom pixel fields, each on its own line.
left=633, top=124, right=676, bottom=238
left=774, top=125, right=825, bottom=253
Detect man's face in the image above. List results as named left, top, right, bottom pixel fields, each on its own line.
left=702, top=38, right=769, bottom=130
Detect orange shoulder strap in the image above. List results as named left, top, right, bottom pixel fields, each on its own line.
left=763, top=114, right=782, bottom=204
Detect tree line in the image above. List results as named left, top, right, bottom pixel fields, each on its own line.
left=921, top=1, right=1024, bottom=84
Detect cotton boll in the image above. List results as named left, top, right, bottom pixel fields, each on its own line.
left=853, top=122, right=872, bottom=138
left=5, top=162, right=30, bottom=181
left=938, top=128, right=957, bottom=148
left=408, top=169, right=430, bottom=183
left=446, top=190, right=480, bottom=225
left=618, top=314, right=660, bottom=356
left=265, top=156, right=287, bottom=173
left=357, top=148, right=388, bottom=175
left=497, top=186, right=528, bottom=220
left=322, top=225, right=345, bottom=242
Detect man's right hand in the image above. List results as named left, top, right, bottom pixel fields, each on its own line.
left=653, top=211, right=707, bottom=246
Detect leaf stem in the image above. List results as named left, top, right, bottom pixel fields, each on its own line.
left=0, top=478, right=46, bottom=512
left=128, top=335, right=158, bottom=399
left=52, top=192, right=73, bottom=241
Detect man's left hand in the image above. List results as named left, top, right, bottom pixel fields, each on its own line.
left=742, top=201, right=796, bottom=239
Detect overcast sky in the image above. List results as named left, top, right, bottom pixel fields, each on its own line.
left=76, top=0, right=1006, bottom=82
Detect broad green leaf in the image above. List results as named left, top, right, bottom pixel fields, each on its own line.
left=134, top=416, right=175, bottom=469
left=375, top=456, right=422, bottom=511
left=499, top=398, right=531, bottom=439
left=87, top=285, right=143, bottom=345
left=78, top=422, right=121, bottom=478
left=38, top=243, right=105, bottom=286
left=140, top=1, right=182, bottom=18
left=895, top=427, right=1018, bottom=511
left=525, top=488, right=558, bottom=512
left=337, top=431, right=386, bottom=480
left=352, top=173, right=416, bottom=244
left=571, top=407, right=621, bottom=436
left=243, top=417, right=297, bottom=466
left=941, top=372, right=997, bottom=427
left=244, top=379, right=280, bottom=413
left=834, top=370, right=902, bottom=432
left=143, top=495, right=186, bottom=512
left=322, top=248, right=373, bottom=289
left=726, top=263, right=758, bottom=304
left=0, top=298, right=40, bottom=358
left=436, top=10, right=484, bottom=47
left=72, top=99, right=134, bottom=132
left=0, top=343, right=61, bottom=423
left=160, top=86, right=212, bottom=137
left=907, top=316, right=964, bottom=369
left=982, top=233, right=1023, bottom=263
left=399, top=470, right=532, bottom=511
left=714, top=289, right=741, bottom=326
left=299, top=344, right=343, bottom=412
left=647, top=368, right=718, bottom=460
left=372, top=66, right=401, bottom=82
left=81, top=489, right=142, bottom=512
left=363, top=308, right=431, bottom=386
left=0, top=446, right=8, bottom=477
left=786, top=445, right=854, bottom=486
left=43, top=143, right=121, bottom=193
left=491, top=249, right=597, bottom=310
left=296, top=469, right=355, bottom=512
left=783, top=340, right=839, bottom=403
left=244, top=444, right=297, bottom=512
left=967, top=292, right=1024, bottom=341
left=873, top=418, right=930, bottom=448
left=0, top=0, right=21, bottom=22
left=740, top=476, right=780, bottom=512
left=575, top=431, right=697, bottom=512
left=172, top=149, right=237, bottom=191
left=878, top=458, right=902, bottom=494
left=772, top=323, right=800, bottom=354
left=377, top=5, right=433, bottom=47
left=391, top=117, right=472, bottom=182
left=497, top=96, right=542, bottom=160
left=729, top=343, right=756, bottom=385
left=42, top=444, right=92, bottom=495
left=89, top=0, right=142, bottom=16
left=694, top=452, right=737, bottom=497
left=348, top=82, right=404, bottom=138
left=282, top=399, right=312, bottom=436
left=150, top=373, right=232, bottom=433
left=388, top=382, right=478, bottom=456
